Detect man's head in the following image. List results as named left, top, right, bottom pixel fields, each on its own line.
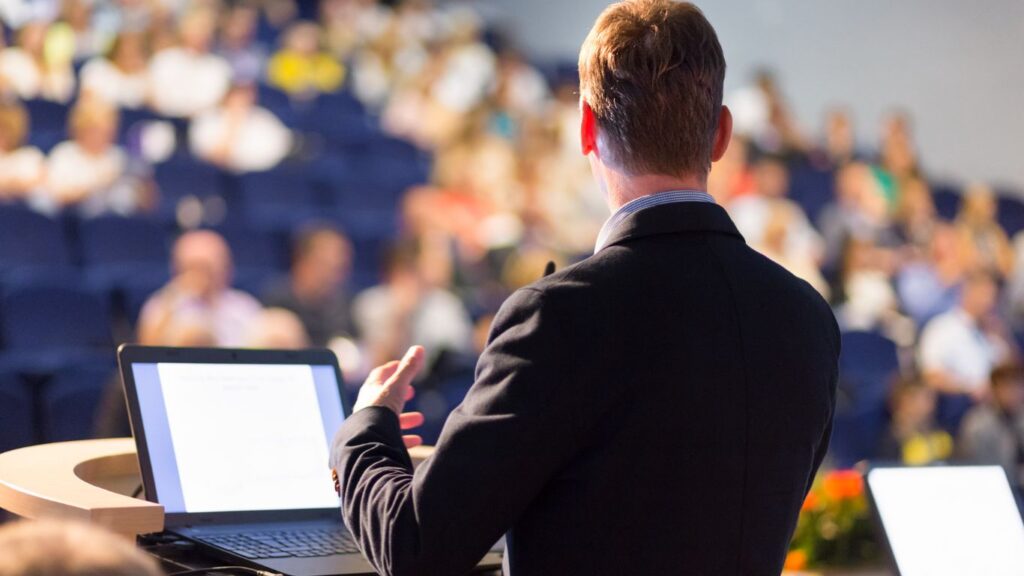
left=753, top=155, right=789, bottom=198
left=291, top=225, right=352, bottom=300
left=578, top=0, right=730, bottom=185
left=990, top=363, right=1024, bottom=414
left=171, top=230, right=233, bottom=300
left=960, top=269, right=998, bottom=319
left=0, top=519, right=162, bottom=576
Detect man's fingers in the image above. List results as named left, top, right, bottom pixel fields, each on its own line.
left=384, top=346, right=426, bottom=390
left=368, top=361, right=400, bottom=383
left=399, top=411, right=425, bottom=430
left=402, top=435, right=423, bottom=449
left=405, top=386, right=415, bottom=401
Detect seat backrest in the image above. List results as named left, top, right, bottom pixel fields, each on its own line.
left=839, top=330, right=900, bottom=403
left=0, top=283, right=112, bottom=349
left=41, top=360, right=117, bottom=442
left=0, top=372, right=34, bottom=452
left=78, top=215, right=170, bottom=266
left=0, top=205, right=70, bottom=270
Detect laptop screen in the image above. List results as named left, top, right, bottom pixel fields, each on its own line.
left=866, top=466, right=1024, bottom=576
left=131, top=361, right=345, bottom=514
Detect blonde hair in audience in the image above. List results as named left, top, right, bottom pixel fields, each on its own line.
left=68, top=98, right=119, bottom=140
left=0, top=519, right=162, bottom=576
left=0, top=101, right=29, bottom=150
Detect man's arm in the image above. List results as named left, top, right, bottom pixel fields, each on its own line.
left=331, top=287, right=610, bottom=576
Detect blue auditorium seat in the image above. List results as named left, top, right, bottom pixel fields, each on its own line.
left=997, top=194, right=1024, bottom=238
left=237, top=165, right=321, bottom=231
left=829, top=330, right=900, bottom=467
left=24, top=99, right=70, bottom=133
left=0, top=204, right=72, bottom=278
left=788, top=161, right=834, bottom=225
left=215, top=226, right=290, bottom=296
left=930, top=182, right=961, bottom=221
left=41, top=359, right=117, bottom=442
left=77, top=215, right=170, bottom=306
left=153, top=156, right=227, bottom=221
left=0, top=371, right=34, bottom=452
left=0, top=281, right=113, bottom=371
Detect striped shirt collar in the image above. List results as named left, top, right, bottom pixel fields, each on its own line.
left=594, top=190, right=715, bottom=253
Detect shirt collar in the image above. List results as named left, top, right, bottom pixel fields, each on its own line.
left=594, top=190, right=715, bottom=253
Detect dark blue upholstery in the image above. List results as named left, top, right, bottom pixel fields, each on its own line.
left=829, top=330, right=900, bottom=467
left=788, top=161, right=835, bottom=225
left=0, top=282, right=111, bottom=350
left=153, top=156, right=227, bottom=220
left=931, top=183, right=961, bottom=221
left=997, top=195, right=1024, bottom=238
left=0, top=371, right=33, bottom=452
left=40, top=359, right=116, bottom=442
left=79, top=215, right=170, bottom=267
left=237, top=166, right=321, bottom=231
left=0, top=205, right=71, bottom=275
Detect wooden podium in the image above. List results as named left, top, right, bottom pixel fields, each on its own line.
left=0, top=439, right=436, bottom=537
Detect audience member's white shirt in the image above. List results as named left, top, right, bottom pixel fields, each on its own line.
left=430, top=42, right=495, bottom=113
left=729, top=195, right=823, bottom=263
left=45, top=141, right=125, bottom=202
left=148, top=47, right=231, bottom=117
left=139, top=287, right=263, bottom=348
left=0, top=47, right=74, bottom=101
left=353, top=285, right=473, bottom=362
left=919, top=308, right=1005, bottom=391
left=0, top=146, right=45, bottom=193
left=80, top=57, right=148, bottom=109
left=189, top=106, right=292, bottom=173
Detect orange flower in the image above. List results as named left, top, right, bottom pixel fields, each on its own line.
left=784, top=549, right=808, bottom=571
left=822, top=470, right=863, bottom=501
left=801, top=491, right=819, bottom=511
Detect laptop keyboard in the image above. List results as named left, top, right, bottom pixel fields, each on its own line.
left=195, top=527, right=361, bottom=559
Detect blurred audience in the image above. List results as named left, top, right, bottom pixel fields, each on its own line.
left=955, top=184, right=1014, bottom=279
left=79, top=31, right=150, bottom=109
left=148, top=8, right=231, bottom=117
left=0, top=99, right=44, bottom=199
left=43, top=98, right=137, bottom=213
left=353, top=239, right=472, bottom=370
left=138, top=230, right=262, bottom=347
left=189, top=83, right=292, bottom=172
left=264, top=225, right=354, bottom=347
left=959, top=363, right=1024, bottom=489
left=0, top=520, right=161, bottom=576
left=247, top=307, right=311, bottom=349
left=0, top=20, right=75, bottom=102
left=880, top=376, right=953, bottom=465
left=919, top=270, right=1012, bottom=430
left=267, top=21, right=344, bottom=98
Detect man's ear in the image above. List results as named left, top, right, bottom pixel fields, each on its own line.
left=580, top=99, right=598, bottom=157
left=710, top=105, right=733, bottom=163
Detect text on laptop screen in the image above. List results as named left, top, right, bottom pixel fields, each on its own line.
left=867, top=466, right=1024, bottom=576
left=132, top=362, right=344, bottom=514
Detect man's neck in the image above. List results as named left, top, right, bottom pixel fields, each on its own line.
left=601, top=166, right=708, bottom=213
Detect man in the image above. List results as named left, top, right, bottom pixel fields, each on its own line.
left=959, top=363, right=1024, bottom=490
left=137, top=230, right=262, bottom=347
left=330, top=2, right=839, bottom=575
left=263, top=225, right=355, bottom=347
left=919, top=269, right=1011, bottom=430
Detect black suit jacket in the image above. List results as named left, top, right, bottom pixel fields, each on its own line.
left=332, top=201, right=839, bottom=576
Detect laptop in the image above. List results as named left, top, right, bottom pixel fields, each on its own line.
left=864, top=464, right=1024, bottom=576
left=119, top=345, right=504, bottom=576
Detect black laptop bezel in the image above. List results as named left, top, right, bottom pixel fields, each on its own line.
left=118, top=344, right=351, bottom=529
left=863, top=463, right=1024, bottom=576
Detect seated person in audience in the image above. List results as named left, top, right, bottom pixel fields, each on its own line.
left=263, top=225, right=354, bottom=347
left=0, top=20, right=75, bottom=102
left=79, top=31, right=150, bottom=109
left=188, top=83, right=293, bottom=173
left=216, top=2, right=266, bottom=84
left=148, top=8, right=232, bottom=117
left=95, top=315, right=217, bottom=438
left=138, top=230, right=263, bottom=348
left=818, top=162, right=896, bottom=268
left=896, top=223, right=964, bottom=327
left=246, top=307, right=311, bottom=349
left=0, top=99, right=45, bottom=200
left=879, top=376, right=953, bottom=465
left=44, top=98, right=137, bottom=212
left=353, top=238, right=473, bottom=371
left=959, top=362, right=1024, bottom=490
left=894, top=177, right=938, bottom=251
left=816, top=106, right=857, bottom=168
left=757, top=200, right=830, bottom=298
left=267, top=21, right=345, bottom=98
left=955, top=183, right=1014, bottom=279
left=0, top=519, right=161, bottom=576
left=919, top=269, right=1012, bottom=430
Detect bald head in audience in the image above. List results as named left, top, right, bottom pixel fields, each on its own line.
left=171, top=230, right=234, bottom=302
left=0, top=520, right=161, bottom=576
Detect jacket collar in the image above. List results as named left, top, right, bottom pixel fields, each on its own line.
left=599, top=201, right=745, bottom=252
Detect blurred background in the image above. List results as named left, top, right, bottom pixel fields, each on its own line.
left=0, top=0, right=1023, bottom=567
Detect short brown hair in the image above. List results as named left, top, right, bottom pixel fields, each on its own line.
left=579, top=0, right=726, bottom=176
left=0, top=519, right=162, bottom=576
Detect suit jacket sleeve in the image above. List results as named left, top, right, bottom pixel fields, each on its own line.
left=330, top=286, right=611, bottom=576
